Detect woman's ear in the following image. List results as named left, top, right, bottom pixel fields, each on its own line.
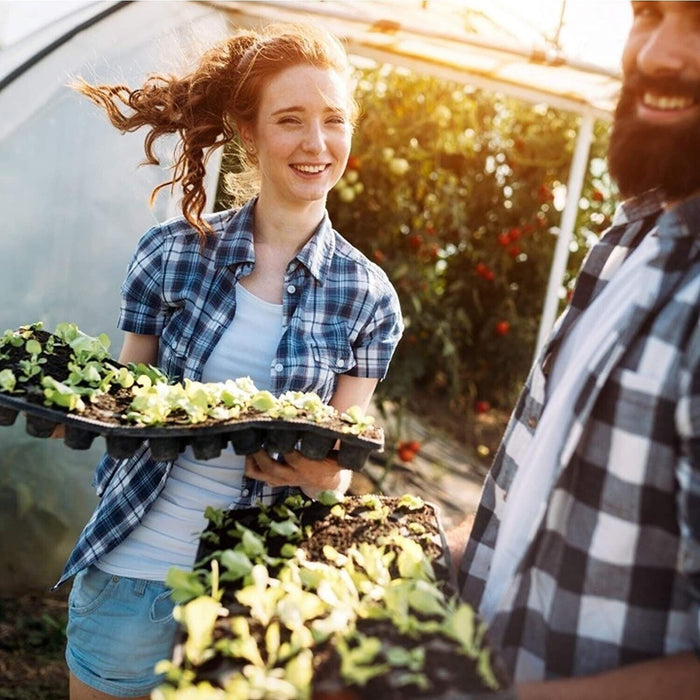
left=238, top=123, right=256, bottom=155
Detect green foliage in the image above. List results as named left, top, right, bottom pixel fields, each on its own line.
left=325, top=64, right=618, bottom=420
left=213, top=61, right=620, bottom=447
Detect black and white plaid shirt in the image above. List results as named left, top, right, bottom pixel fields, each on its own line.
left=459, top=190, right=700, bottom=681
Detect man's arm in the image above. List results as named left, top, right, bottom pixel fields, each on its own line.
left=517, top=652, right=700, bottom=700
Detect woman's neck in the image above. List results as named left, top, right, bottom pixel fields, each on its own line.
left=253, top=194, right=326, bottom=253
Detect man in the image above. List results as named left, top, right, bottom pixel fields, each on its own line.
left=452, top=3, right=700, bottom=696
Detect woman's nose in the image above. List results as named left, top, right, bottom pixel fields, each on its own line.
left=302, top=122, right=324, bottom=152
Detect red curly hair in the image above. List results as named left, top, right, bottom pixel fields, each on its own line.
left=73, top=23, right=356, bottom=239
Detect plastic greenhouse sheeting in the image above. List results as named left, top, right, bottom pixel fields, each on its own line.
left=0, top=1, right=227, bottom=593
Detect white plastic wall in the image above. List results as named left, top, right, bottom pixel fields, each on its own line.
left=0, top=1, right=227, bottom=593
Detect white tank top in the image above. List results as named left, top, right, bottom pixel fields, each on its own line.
left=97, top=284, right=284, bottom=580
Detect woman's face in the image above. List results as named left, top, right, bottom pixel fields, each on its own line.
left=244, top=65, right=352, bottom=209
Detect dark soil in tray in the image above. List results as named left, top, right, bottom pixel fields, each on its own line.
left=197, top=497, right=450, bottom=593
left=170, top=495, right=512, bottom=699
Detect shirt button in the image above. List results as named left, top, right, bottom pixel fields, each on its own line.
left=287, top=284, right=296, bottom=294
left=242, top=488, right=250, bottom=498
left=527, top=416, right=538, bottom=429
left=274, top=363, right=284, bottom=372
left=336, top=359, right=345, bottom=368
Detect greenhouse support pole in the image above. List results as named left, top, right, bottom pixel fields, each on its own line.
left=534, top=113, right=595, bottom=360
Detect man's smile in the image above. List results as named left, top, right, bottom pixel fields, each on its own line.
left=637, top=89, right=699, bottom=124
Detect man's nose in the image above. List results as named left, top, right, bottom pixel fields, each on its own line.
left=637, top=16, right=688, bottom=76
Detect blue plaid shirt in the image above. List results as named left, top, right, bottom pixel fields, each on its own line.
left=56, top=198, right=403, bottom=588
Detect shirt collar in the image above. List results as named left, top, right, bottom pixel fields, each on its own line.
left=663, top=191, right=700, bottom=240
left=215, top=198, right=257, bottom=268
left=215, top=197, right=336, bottom=284
left=611, top=189, right=665, bottom=227
left=293, top=210, right=335, bottom=284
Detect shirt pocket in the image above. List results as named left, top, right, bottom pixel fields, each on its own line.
left=596, top=367, right=676, bottom=518
left=610, top=367, right=672, bottom=433
left=310, top=321, right=356, bottom=375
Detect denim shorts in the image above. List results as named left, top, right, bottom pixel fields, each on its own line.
left=65, top=565, right=179, bottom=697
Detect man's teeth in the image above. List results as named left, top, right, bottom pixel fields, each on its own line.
left=643, top=92, right=694, bottom=110
left=294, top=164, right=326, bottom=173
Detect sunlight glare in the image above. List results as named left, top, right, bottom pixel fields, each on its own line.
left=468, top=0, right=633, bottom=71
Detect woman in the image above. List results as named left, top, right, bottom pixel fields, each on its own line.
left=57, top=23, right=403, bottom=699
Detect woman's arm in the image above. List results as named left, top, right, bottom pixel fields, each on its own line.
left=118, top=332, right=159, bottom=365
left=244, top=374, right=379, bottom=496
left=328, top=375, right=378, bottom=415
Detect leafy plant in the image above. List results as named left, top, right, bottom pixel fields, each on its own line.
left=0, top=368, right=17, bottom=393
left=157, top=495, right=506, bottom=698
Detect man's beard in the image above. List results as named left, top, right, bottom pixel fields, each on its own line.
left=608, top=72, right=700, bottom=200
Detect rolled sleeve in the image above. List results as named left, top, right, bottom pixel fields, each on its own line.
left=118, top=226, right=167, bottom=336
left=350, top=287, right=403, bottom=380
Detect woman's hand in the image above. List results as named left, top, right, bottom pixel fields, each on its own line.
left=243, top=374, right=375, bottom=499
left=244, top=449, right=352, bottom=499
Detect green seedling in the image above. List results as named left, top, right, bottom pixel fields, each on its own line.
left=0, top=369, right=17, bottom=393
left=41, top=377, right=86, bottom=412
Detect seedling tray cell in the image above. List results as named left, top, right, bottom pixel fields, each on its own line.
left=190, top=434, right=227, bottom=460
left=106, top=434, right=145, bottom=459
left=63, top=424, right=97, bottom=450
left=263, top=425, right=300, bottom=454
left=0, top=406, right=17, bottom=426
left=148, top=436, right=186, bottom=461
left=0, top=392, right=383, bottom=470
left=228, top=427, right=264, bottom=455
left=25, top=414, right=59, bottom=438
left=298, top=430, right=336, bottom=459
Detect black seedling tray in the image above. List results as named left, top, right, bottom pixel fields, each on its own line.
left=0, top=392, right=383, bottom=470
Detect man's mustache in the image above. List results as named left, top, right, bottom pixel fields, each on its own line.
left=621, top=71, right=700, bottom=101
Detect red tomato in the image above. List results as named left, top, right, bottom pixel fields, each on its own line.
left=398, top=446, right=416, bottom=462
left=495, top=320, right=510, bottom=336
left=538, top=184, right=552, bottom=202
left=408, top=234, right=423, bottom=251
